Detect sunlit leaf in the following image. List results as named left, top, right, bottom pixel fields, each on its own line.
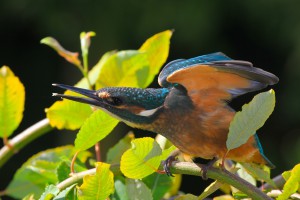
left=175, top=194, right=198, bottom=200
left=74, top=110, right=119, bottom=151
left=120, top=137, right=163, bottom=179
left=277, top=164, right=300, bottom=200
left=106, top=132, right=134, bottom=164
left=240, top=163, right=276, bottom=188
left=39, top=185, right=59, bottom=200
left=126, top=179, right=153, bottom=200
left=139, top=30, right=172, bottom=86
left=46, top=92, right=93, bottom=130
left=78, top=162, right=114, bottom=200
left=226, top=89, right=276, bottom=150
left=143, top=173, right=173, bottom=200
left=95, top=50, right=149, bottom=89
left=198, top=180, right=223, bottom=200
left=0, top=66, right=25, bottom=138
left=41, top=37, right=82, bottom=67
left=6, top=146, right=90, bottom=199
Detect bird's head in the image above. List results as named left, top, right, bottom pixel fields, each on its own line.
left=53, top=84, right=169, bottom=125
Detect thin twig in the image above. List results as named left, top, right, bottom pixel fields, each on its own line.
left=0, top=118, right=52, bottom=168
left=57, top=162, right=272, bottom=200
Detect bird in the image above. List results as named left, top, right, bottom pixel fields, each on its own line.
left=53, top=52, right=278, bottom=173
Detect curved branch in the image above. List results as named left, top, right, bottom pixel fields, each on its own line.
left=56, top=162, right=272, bottom=200
left=0, top=118, right=52, bottom=168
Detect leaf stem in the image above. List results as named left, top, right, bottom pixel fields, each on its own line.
left=0, top=118, right=52, bottom=168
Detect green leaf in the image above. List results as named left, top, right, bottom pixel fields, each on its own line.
left=277, top=164, right=300, bottom=200
left=120, top=137, right=163, bottom=179
left=39, top=185, right=59, bottom=200
left=126, top=178, right=153, bottom=200
left=75, top=110, right=119, bottom=151
left=175, top=194, right=198, bottom=200
left=6, top=146, right=90, bottom=199
left=142, top=173, right=173, bottom=200
left=78, top=162, right=114, bottom=200
left=139, top=30, right=172, bottom=86
left=240, top=163, right=276, bottom=188
left=106, top=132, right=134, bottom=164
left=226, top=89, right=276, bottom=150
left=0, top=66, right=25, bottom=138
left=95, top=50, right=149, bottom=89
left=198, top=180, right=223, bottom=200
left=41, top=37, right=82, bottom=67
left=53, top=184, right=76, bottom=200
left=111, top=176, right=129, bottom=200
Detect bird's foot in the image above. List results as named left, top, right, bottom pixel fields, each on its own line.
left=163, top=155, right=176, bottom=177
left=197, top=157, right=218, bottom=180
left=163, top=149, right=180, bottom=176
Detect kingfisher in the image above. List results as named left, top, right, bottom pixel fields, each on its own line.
left=53, top=52, right=278, bottom=172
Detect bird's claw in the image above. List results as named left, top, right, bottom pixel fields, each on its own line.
left=163, top=155, right=176, bottom=177
left=198, top=157, right=218, bottom=180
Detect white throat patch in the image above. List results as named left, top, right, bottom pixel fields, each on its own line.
left=137, top=107, right=160, bottom=116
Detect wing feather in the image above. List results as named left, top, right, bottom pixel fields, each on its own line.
left=160, top=53, right=278, bottom=106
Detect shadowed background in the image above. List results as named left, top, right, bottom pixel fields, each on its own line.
left=1, top=0, right=300, bottom=197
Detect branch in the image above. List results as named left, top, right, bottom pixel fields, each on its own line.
left=56, top=162, right=272, bottom=200
left=0, top=118, right=52, bottom=168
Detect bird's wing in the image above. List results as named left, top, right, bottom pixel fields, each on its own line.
left=158, top=52, right=278, bottom=105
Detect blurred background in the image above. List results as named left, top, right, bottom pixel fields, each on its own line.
left=1, top=0, right=300, bottom=198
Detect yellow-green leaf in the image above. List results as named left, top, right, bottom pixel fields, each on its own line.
left=41, top=37, right=82, bottom=67
left=139, top=30, right=172, bottom=86
left=198, top=180, right=223, bottom=200
left=213, top=195, right=235, bottom=200
left=78, top=162, right=114, bottom=200
left=0, top=66, right=25, bottom=138
left=95, top=50, right=149, bottom=89
left=46, top=92, right=93, bottom=130
left=75, top=110, right=119, bottom=151
left=120, top=137, right=163, bottom=179
left=226, top=89, right=276, bottom=150
left=277, top=164, right=300, bottom=200
left=175, top=194, right=198, bottom=200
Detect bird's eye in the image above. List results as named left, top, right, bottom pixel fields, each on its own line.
left=106, top=97, right=123, bottom=106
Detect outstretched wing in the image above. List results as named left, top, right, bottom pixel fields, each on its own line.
left=158, top=52, right=279, bottom=106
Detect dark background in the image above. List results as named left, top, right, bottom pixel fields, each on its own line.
left=1, top=0, right=300, bottom=198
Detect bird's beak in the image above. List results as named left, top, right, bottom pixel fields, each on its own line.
left=52, top=83, right=103, bottom=107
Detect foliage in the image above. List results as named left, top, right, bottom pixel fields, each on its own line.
left=0, top=30, right=299, bottom=200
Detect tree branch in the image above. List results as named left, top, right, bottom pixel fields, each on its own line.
left=56, top=162, right=272, bottom=200
left=0, top=118, right=52, bottom=168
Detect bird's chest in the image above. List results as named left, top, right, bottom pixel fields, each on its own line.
left=141, top=107, right=234, bottom=159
